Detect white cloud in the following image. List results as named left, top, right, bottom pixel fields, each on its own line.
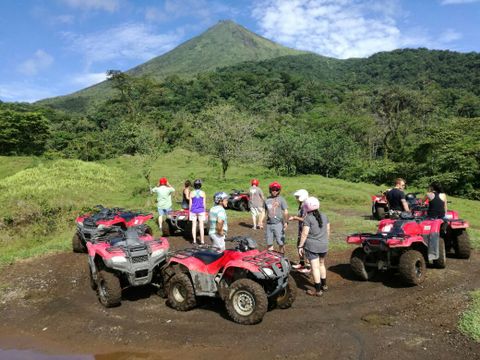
left=17, top=50, right=54, bottom=76
left=0, top=82, right=59, bottom=103
left=60, top=0, right=120, bottom=12
left=438, top=29, right=462, bottom=43
left=62, top=23, right=183, bottom=68
left=71, top=72, right=107, bottom=87
left=441, top=0, right=480, bottom=4
left=252, top=0, right=423, bottom=58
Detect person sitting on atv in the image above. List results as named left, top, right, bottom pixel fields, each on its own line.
left=289, top=189, right=310, bottom=273
left=297, top=197, right=330, bottom=297
left=264, top=181, right=288, bottom=253
left=386, top=178, right=409, bottom=217
left=150, top=177, right=175, bottom=231
left=425, top=182, right=447, bottom=219
left=249, top=179, right=265, bottom=230
left=189, top=179, right=206, bottom=245
left=181, top=180, right=191, bottom=210
left=208, top=192, right=229, bottom=251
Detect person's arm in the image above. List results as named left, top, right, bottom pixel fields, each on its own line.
left=326, top=223, right=331, bottom=238
left=202, top=191, right=206, bottom=212
left=440, top=193, right=448, bottom=211
left=298, top=225, right=310, bottom=256
left=216, top=219, right=224, bottom=236
left=189, top=192, right=193, bottom=211
left=401, top=199, right=409, bottom=212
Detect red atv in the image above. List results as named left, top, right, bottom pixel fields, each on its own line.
left=161, top=209, right=209, bottom=237
left=73, top=206, right=153, bottom=253
left=227, top=189, right=250, bottom=211
left=163, top=236, right=296, bottom=325
left=86, top=226, right=169, bottom=307
left=371, top=191, right=425, bottom=220
left=347, top=209, right=470, bottom=286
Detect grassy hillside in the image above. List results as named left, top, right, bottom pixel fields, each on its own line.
left=1, top=148, right=479, bottom=265
left=37, top=20, right=307, bottom=113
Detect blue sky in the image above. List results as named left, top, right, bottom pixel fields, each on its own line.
left=1, top=0, right=479, bottom=103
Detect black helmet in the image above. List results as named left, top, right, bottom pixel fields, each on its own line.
left=193, top=179, right=202, bottom=189
left=405, top=193, right=416, bottom=202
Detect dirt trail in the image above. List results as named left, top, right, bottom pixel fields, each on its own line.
left=1, top=220, right=480, bottom=359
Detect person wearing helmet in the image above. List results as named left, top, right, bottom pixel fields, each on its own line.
left=208, top=192, right=229, bottom=250
left=297, top=197, right=330, bottom=297
left=150, top=177, right=175, bottom=231
left=249, top=179, right=265, bottom=230
left=189, top=179, right=206, bottom=245
left=289, top=189, right=310, bottom=272
left=264, top=181, right=288, bottom=253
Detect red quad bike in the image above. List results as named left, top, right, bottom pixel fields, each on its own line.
left=73, top=205, right=153, bottom=253
left=86, top=226, right=169, bottom=307
left=227, top=189, right=250, bottom=211
left=161, top=209, right=209, bottom=237
left=163, top=236, right=296, bottom=325
left=347, top=210, right=470, bottom=286
left=371, top=192, right=424, bottom=220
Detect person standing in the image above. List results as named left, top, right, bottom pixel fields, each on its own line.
left=208, top=192, right=229, bottom=251
left=189, top=179, right=206, bottom=245
left=249, top=179, right=265, bottom=230
left=297, top=197, right=330, bottom=297
left=181, top=180, right=192, bottom=210
left=289, top=189, right=309, bottom=272
left=386, top=178, right=409, bottom=216
left=264, top=181, right=288, bottom=253
left=150, top=177, right=175, bottom=231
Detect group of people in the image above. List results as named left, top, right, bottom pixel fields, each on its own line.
left=385, top=178, right=448, bottom=219
left=150, top=177, right=330, bottom=297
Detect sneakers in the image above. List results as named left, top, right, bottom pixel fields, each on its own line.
left=292, top=263, right=303, bottom=269
left=321, top=285, right=329, bottom=292
left=306, top=289, right=323, bottom=297
left=298, top=267, right=311, bottom=274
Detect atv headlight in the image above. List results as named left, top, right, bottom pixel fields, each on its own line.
left=262, top=268, right=274, bottom=277
left=111, top=256, right=127, bottom=263
left=151, top=249, right=164, bottom=258
left=381, top=224, right=392, bottom=233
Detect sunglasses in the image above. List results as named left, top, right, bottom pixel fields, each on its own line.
left=270, top=188, right=280, bottom=192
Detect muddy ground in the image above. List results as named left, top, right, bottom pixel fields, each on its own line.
left=1, top=219, right=480, bottom=359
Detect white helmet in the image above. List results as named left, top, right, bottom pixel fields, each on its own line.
left=293, top=189, right=309, bottom=202
left=302, top=196, right=320, bottom=212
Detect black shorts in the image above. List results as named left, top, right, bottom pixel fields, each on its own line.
left=305, top=249, right=327, bottom=261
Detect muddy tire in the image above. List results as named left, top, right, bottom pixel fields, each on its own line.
left=398, top=250, right=426, bottom=285
left=161, top=220, right=170, bottom=237
left=144, top=225, right=153, bottom=236
left=433, top=238, right=446, bottom=269
left=350, top=248, right=376, bottom=281
left=225, top=278, right=268, bottom=325
left=454, top=230, right=471, bottom=259
left=239, top=201, right=248, bottom=212
left=271, top=275, right=297, bottom=309
left=167, top=273, right=197, bottom=311
left=374, top=205, right=386, bottom=220
left=72, top=232, right=86, bottom=253
left=96, top=270, right=122, bottom=307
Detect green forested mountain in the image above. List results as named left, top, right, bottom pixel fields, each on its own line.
left=37, top=20, right=308, bottom=113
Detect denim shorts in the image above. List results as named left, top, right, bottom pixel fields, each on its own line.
left=304, top=249, right=327, bottom=261
left=157, top=208, right=172, bottom=216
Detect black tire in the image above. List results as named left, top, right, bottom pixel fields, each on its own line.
left=161, top=220, right=170, bottom=237
left=144, top=225, right=153, bottom=236
left=271, top=275, right=297, bottom=309
left=167, top=273, right=197, bottom=311
left=350, top=247, right=376, bottom=281
left=72, top=232, right=86, bottom=253
left=398, top=250, right=426, bottom=286
left=89, top=265, right=97, bottom=290
left=96, top=270, right=122, bottom=307
left=225, top=278, right=268, bottom=325
left=433, top=237, right=446, bottom=269
left=239, top=201, right=248, bottom=212
left=454, top=230, right=471, bottom=259
left=376, top=206, right=386, bottom=220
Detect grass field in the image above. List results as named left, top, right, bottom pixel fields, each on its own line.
left=0, top=148, right=479, bottom=264
left=459, top=290, right=480, bottom=342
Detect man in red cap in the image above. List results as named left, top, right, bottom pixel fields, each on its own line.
left=249, top=179, right=265, bottom=230
left=150, top=177, right=175, bottom=231
left=264, top=181, right=288, bottom=253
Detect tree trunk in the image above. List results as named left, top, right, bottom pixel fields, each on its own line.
left=221, top=159, right=228, bottom=179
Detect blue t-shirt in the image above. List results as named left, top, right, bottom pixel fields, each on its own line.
left=209, top=205, right=227, bottom=235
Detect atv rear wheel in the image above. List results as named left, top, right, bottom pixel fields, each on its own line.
left=161, top=220, right=170, bottom=237
left=72, top=232, right=86, bottom=253
left=97, top=270, right=122, bottom=307
left=454, top=230, right=471, bottom=259
left=350, top=247, right=376, bottom=281
left=239, top=201, right=248, bottom=212
left=271, top=275, right=297, bottom=309
left=167, top=273, right=197, bottom=311
left=398, top=250, right=426, bottom=286
left=433, top=238, right=446, bottom=269
left=373, top=205, right=386, bottom=220
left=225, top=278, right=268, bottom=325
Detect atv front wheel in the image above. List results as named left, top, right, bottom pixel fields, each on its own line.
left=433, top=237, right=446, bottom=269
left=161, top=220, right=171, bottom=237
left=144, top=225, right=153, bottom=236
left=72, top=232, right=86, bottom=253
left=454, top=230, right=471, bottom=259
left=271, top=275, right=297, bottom=309
left=350, top=248, right=376, bottom=281
left=89, top=265, right=97, bottom=290
left=398, top=250, right=426, bottom=285
left=167, top=273, right=197, bottom=311
left=97, top=270, right=122, bottom=307
left=225, top=278, right=268, bottom=325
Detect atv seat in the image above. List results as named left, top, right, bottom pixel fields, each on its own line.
left=193, top=249, right=224, bottom=264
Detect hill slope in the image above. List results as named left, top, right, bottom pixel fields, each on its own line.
left=38, top=20, right=307, bottom=113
